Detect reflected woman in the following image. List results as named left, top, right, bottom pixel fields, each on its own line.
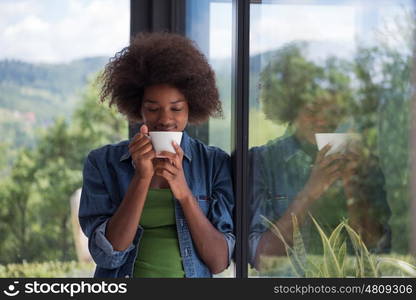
left=79, top=32, right=234, bottom=278
left=249, top=44, right=391, bottom=271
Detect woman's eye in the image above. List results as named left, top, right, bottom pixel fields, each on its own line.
left=146, top=107, right=159, bottom=112
left=172, top=107, right=183, bottom=112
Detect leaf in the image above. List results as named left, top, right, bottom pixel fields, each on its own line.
left=377, top=257, right=416, bottom=277
left=291, top=214, right=308, bottom=271
left=338, top=241, right=347, bottom=275
left=329, top=221, right=344, bottom=250
left=344, top=222, right=379, bottom=277
left=260, top=215, right=305, bottom=277
left=306, top=257, right=322, bottom=277
left=309, top=214, right=342, bottom=277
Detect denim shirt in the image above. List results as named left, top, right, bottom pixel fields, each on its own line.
left=79, top=132, right=235, bottom=278
left=248, top=133, right=391, bottom=266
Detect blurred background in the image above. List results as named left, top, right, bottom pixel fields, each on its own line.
left=0, top=0, right=130, bottom=277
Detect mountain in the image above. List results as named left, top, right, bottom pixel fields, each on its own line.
left=0, top=57, right=108, bottom=122
left=0, top=57, right=109, bottom=169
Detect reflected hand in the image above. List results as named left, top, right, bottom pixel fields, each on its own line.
left=301, top=144, right=345, bottom=202
left=153, top=142, right=193, bottom=202
left=128, top=124, right=156, bottom=179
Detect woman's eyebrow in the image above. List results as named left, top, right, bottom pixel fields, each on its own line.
left=171, top=99, right=185, bottom=104
left=143, top=99, right=157, bottom=104
left=143, top=99, right=185, bottom=104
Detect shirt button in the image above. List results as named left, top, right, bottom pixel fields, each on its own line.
left=125, top=275, right=130, bottom=278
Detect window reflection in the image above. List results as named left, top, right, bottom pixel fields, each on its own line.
left=248, top=0, right=415, bottom=277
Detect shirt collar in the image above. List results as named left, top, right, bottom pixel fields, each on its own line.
left=119, top=131, right=192, bottom=162
left=282, top=135, right=302, bottom=163
left=279, top=127, right=305, bottom=163
left=278, top=126, right=316, bottom=163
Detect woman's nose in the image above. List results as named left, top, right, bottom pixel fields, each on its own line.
left=157, top=110, right=174, bottom=125
left=159, top=109, right=170, bottom=119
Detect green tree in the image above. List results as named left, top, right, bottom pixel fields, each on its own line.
left=0, top=149, right=38, bottom=263
left=0, top=76, right=128, bottom=264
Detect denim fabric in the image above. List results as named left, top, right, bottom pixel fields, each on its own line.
left=79, top=132, right=235, bottom=278
left=248, top=133, right=391, bottom=266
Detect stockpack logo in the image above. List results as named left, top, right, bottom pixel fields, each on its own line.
left=3, top=281, right=20, bottom=297
left=2, top=280, right=127, bottom=297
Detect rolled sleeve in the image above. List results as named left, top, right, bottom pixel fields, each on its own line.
left=223, top=232, right=235, bottom=267
left=248, top=232, right=262, bottom=266
left=79, top=153, right=137, bottom=270
left=91, top=219, right=136, bottom=265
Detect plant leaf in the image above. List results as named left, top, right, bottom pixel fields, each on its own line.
left=344, top=222, right=379, bottom=277
left=377, top=257, right=416, bottom=277
left=309, top=214, right=342, bottom=277
left=291, top=214, right=308, bottom=271
left=338, top=241, right=347, bottom=275
left=260, top=215, right=305, bottom=277
left=329, top=221, right=344, bottom=251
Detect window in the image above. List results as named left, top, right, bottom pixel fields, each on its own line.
left=248, top=0, right=415, bottom=277
left=186, top=0, right=235, bottom=276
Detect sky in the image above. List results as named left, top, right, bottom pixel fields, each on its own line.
left=0, top=0, right=130, bottom=63
left=0, top=0, right=413, bottom=63
left=207, top=0, right=414, bottom=61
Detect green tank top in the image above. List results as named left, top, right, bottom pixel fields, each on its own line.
left=133, top=189, right=185, bottom=278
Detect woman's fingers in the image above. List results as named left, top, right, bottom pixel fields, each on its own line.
left=173, top=141, right=184, bottom=158
left=128, top=134, right=145, bottom=149
left=140, top=124, right=149, bottom=135
left=129, top=135, right=152, bottom=153
left=316, top=144, right=332, bottom=163
left=324, top=160, right=344, bottom=174
left=154, top=159, right=177, bottom=180
left=157, top=151, right=176, bottom=160
left=155, top=169, right=175, bottom=181
left=157, top=142, right=184, bottom=167
left=327, top=170, right=342, bottom=185
left=320, top=153, right=345, bottom=168
left=142, top=150, right=156, bottom=161
left=130, top=142, right=153, bottom=156
left=153, top=159, right=177, bottom=173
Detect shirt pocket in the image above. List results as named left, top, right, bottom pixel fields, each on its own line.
left=197, top=195, right=210, bottom=215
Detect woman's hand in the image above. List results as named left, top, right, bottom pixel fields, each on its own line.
left=128, top=124, right=156, bottom=179
left=153, top=141, right=193, bottom=202
left=300, top=144, right=346, bottom=203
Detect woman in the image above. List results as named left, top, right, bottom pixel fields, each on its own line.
left=249, top=44, right=391, bottom=271
left=79, top=32, right=234, bottom=278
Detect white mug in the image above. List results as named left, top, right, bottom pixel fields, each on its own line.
left=315, top=133, right=360, bottom=156
left=148, top=131, right=183, bottom=153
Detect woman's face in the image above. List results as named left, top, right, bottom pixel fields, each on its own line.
left=294, top=99, right=344, bottom=145
left=141, top=84, right=189, bottom=132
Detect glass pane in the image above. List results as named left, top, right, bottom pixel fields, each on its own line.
left=248, top=0, right=416, bottom=277
left=0, top=0, right=129, bottom=277
left=186, top=0, right=235, bottom=277
left=186, top=0, right=233, bottom=154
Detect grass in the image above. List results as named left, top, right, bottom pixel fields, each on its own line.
left=0, top=260, right=95, bottom=278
